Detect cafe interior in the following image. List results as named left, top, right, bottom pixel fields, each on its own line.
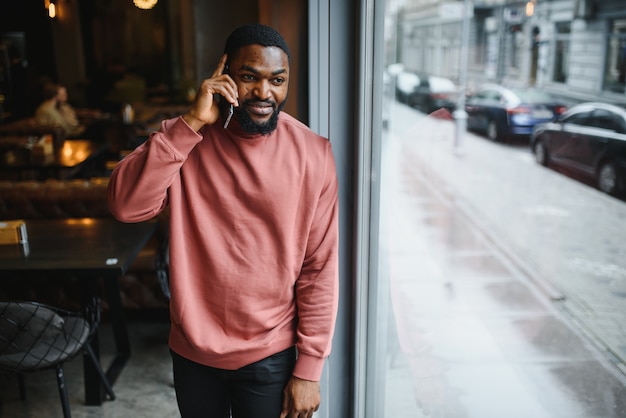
left=4, top=1, right=626, bottom=418
left=0, top=0, right=351, bottom=417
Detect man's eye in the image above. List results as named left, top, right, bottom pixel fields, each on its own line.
left=241, top=74, right=255, bottom=81
left=273, top=78, right=285, bottom=85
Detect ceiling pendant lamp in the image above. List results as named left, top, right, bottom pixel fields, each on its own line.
left=133, top=0, right=158, bottom=10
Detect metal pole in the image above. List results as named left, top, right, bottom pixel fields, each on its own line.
left=454, top=0, right=472, bottom=154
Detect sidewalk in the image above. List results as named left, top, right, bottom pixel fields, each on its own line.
left=390, top=110, right=626, bottom=373
left=380, top=104, right=626, bottom=417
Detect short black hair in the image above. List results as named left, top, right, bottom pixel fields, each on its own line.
left=224, top=24, right=291, bottom=64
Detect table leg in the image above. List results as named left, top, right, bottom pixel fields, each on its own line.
left=82, top=280, right=104, bottom=406
left=83, top=276, right=131, bottom=406
left=103, top=276, right=131, bottom=382
left=84, top=332, right=105, bottom=405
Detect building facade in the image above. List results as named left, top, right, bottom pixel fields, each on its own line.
left=397, top=0, right=626, bottom=106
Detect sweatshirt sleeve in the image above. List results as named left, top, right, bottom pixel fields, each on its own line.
left=107, top=116, right=202, bottom=222
left=292, top=140, right=340, bottom=381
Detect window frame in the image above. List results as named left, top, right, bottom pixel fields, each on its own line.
left=553, top=21, right=571, bottom=83
left=603, top=18, right=626, bottom=94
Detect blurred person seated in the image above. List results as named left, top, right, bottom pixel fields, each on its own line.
left=56, top=85, right=80, bottom=127
left=35, top=83, right=86, bottom=138
left=57, top=84, right=105, bottom=124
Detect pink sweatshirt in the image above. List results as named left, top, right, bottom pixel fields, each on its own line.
left=107, top=113, right=339, bottom=381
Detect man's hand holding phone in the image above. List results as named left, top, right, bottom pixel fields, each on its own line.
left=183, top=54, right=239, bottom=131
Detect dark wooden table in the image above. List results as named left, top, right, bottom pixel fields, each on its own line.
left=0, top=218, right=158, bottom=405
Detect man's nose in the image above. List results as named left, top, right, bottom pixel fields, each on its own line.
left=252, top=80, right=271, bottom=100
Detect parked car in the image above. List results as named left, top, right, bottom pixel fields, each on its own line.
left=395, top=70, right=457, bottom=114
left=530, top=102, right=626, bottom=196
left=395, top=70, right=419, bottom=104
left=465, top=84, right=567, bottom=142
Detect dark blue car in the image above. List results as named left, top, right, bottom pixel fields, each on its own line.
left=531, top=102, right=626, bottom=197
left=465, top=84, right=567, bottom=142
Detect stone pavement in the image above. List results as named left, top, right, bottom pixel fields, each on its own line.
left=388, top=105, right=626, bottom=375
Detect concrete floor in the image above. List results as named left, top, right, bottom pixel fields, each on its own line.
left=0, top=319, right=178, bottom=418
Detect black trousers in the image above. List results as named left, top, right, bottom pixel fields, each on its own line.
left=171, top=347, right=296, bottom=418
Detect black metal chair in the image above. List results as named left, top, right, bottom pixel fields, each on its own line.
left=0, top=299, right=115, bottom=418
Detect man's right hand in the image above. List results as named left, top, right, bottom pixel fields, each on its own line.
left=183, top=53, right=239, bottom=131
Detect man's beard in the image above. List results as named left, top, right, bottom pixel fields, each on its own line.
left=221, top=98, right=285, bottom=135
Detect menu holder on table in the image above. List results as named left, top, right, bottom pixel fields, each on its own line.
left=0, top=219, right=28, bottom=244
left=0, top=220, right=29, bottom=256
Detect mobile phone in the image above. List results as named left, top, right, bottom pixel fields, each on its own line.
left=224, top=104, right=234, bottom=129
left=222, top=62, right=233, bottom=129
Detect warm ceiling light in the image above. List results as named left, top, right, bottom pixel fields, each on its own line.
left=133, top=0, right=158, bottom=9
left=526, top=1, right=535, bottom=17
left=48, top=3, right=56, bottom=18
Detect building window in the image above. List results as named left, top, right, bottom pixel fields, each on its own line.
left=472, top=18, right=487, bottom=68
left=553, top=21, right=570, bottom=83
left=507, top=24, right=523, bottom=70
left=604, top=19, right=626, bottom=93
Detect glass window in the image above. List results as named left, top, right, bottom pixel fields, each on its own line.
left=513, top=90, right=556, bottom=102
left=604, top=19, right=626, bottom=93
left=482, top=90, right=500, bottom=101
left=553, top=21, right=570, bottom=83
left=564, top=112, right=591, bottom=126
left=367, top=1, right=626, bottom=417
left=611, top=114, right=626, bottom=133
left=472, top=17, right=487, bottom=68
left=589, top=110, right=624, bottom=132
left=507, top=24, right=523, bottom=70
left=474, top=91, right=487, bottom=100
